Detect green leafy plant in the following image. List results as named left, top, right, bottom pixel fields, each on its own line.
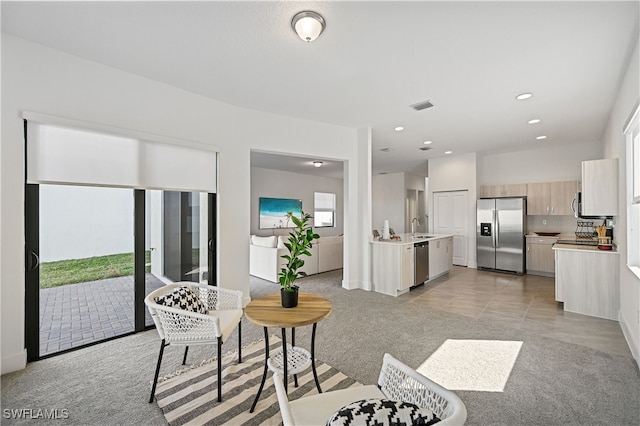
left=279, top=211, right=320, bottom=292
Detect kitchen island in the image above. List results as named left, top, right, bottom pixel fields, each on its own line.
left=371, top=233, right=453, bottom=297
left=553, top=243, right=619, bottom=320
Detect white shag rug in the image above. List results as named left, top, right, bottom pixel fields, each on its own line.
left=417, top=339, right=523, bottom=392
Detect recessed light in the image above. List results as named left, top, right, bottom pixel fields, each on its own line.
left=516, top=92, right=533, bottom=100
left=313, top=161, right=323, bottom=167
left=395, top=126, right=404, bottom=132
left=423, top=140, right=432, bottom=145
left=444, top=150, right=452, bottom=155
left=536, top=135, right=547, bottom=140
left=528, top=119, right=541, bottom=124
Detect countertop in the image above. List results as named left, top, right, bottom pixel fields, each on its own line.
left=552, top=243, right=618, bottom=254
left=370, top=233, right=453, bottom=246
left=526, top=233, right=573, bottom=239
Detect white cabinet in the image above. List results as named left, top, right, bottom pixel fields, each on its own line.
left=526, top=181, right=578, bottom=215
left=581, top=159, right=618, bottom=216
left=526, top=237, right=557, bottom=276
left=429, top=237, right=453, bottom=279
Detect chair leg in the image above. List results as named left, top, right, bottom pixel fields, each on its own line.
left=182, top=346, right=189, bottom=365
left=238, top=321, right=242, bottom=363
left=149, top=339, right=167, bottom=403
left=217, top=336, right=222, bottom=402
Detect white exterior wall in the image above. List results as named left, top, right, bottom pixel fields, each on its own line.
left=603, top=37, right=640, bottom=364
left=39, top=186, right=135, bottom=262
left=0, top=35, right=370, bottom=373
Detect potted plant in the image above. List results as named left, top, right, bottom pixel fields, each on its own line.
left=278, top=211, right=320, bottom=308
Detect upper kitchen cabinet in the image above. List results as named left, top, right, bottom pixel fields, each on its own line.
left=527, top=181, right=579, bottom=215
left=480, top=184, right=527, bottom=198
left=581, top=159, right=618, bottom=216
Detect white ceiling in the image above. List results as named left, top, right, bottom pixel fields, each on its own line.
left=2, top=1, right=639, bottom=178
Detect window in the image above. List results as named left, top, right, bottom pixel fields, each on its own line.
left=314, top=192, right=336, bottom=228
left=625, top=103, right=640, bottom=275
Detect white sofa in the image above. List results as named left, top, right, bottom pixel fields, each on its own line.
left=249, top=235, right=343, bottom=283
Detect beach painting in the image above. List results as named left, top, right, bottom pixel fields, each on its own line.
left=259, top=197, right=303, bottom=229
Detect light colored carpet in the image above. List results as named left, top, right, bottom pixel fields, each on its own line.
left=417, top=339, right=523, bottom=392
left=156, top=336, right=361, bottom=425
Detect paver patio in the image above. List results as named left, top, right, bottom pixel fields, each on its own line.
left=39, top=273, right=166, bottom=356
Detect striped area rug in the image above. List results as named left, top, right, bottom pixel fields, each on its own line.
left=155, top=336, right=362, bottom=425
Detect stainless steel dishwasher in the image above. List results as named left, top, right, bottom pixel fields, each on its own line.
left=414, top=241, right=429, bottom=285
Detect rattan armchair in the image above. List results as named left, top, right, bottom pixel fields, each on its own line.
left=145, top=282, right=243, bottom=403
left=273, top=353, right=467, bottom=425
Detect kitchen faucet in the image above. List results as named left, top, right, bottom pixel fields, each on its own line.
left=411, top=217, right=420, bottom=236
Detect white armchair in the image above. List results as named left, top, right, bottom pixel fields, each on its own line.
left=144, top=282, right=243, bottom=403
left=273, top=353, right=467, bottom=425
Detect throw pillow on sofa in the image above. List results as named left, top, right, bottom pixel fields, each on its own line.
left=251, top=235, right=278, bottom=248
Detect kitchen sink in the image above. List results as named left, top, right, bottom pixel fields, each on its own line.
left=412, top=235, right=436, bottom=239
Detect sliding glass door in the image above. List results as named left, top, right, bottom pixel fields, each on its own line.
left=23, top=117, right=219, bottom=361
left=26, top=186, right=216, bottom=359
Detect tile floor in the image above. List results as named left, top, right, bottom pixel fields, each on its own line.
left=408, top=266, right=632, bottom=357
left=39, top=273, right=165, bottom=356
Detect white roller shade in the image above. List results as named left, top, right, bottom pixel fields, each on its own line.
left=25, top=114, right=217, bottom=193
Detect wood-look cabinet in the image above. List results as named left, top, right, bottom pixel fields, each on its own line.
left=526, top=236, right=557, bottom=276
left=554, top=246, right=619, bottom=320
left=581, top=158, right=618, bottom=216
left=526, top=181, right=578, bottom=215
left=429, top=236, right=453, bottom=279
left=480, top=184, right=527, bottom=198
left=371, top=242, right=414, bottom=296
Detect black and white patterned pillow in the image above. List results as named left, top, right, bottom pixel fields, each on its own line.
left=155, top=286, right=207, bottom=314
left=326, top=398, right=441, bottom=426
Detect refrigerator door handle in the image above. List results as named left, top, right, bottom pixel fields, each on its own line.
left=495, top=209, right=500, bottom=248
left=492, top=210, right=497, bottom=248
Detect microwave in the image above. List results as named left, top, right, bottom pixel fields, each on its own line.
left=571, top=192, right=611, bottom=219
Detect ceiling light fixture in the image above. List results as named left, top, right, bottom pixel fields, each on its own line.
left=528, top=119, right=541, bottom=124
left=516, top=92, right=533, bottom=100
left=536, top=135, right=547, bottom=140
left=423, top=140, right=432, bottom=145
left=445, top=150, right=452, bottom=155
left=313, top=161, right=323, bottom=167
left=291, top=11, right=326, bottom=42
left=395, top=126, right=404, bottom=132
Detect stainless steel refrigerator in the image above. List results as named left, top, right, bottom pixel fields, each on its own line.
left=477, top=197, right=526, bottom=274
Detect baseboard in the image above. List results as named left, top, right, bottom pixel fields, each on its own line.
left=1, top=349, right=27, bottom=374
left=619, top=310, right=640, bottom=368
left=342, top=279, right=369, bottom=291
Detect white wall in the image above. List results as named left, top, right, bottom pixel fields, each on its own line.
left=478, top=141, right=603, bottom=185
left=250, top=167, right=344, bottom=237
left=372, top=173, right=405, bottom=234
left=0, top=35, right=371, bottom=373
left=428, top=152, right=478, bottom=268
left=602, top=36, right=640, bottom=364
left=39, top=186, right=134, bottom=262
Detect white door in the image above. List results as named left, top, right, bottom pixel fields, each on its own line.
left=433, top=191, right=469, bottom=266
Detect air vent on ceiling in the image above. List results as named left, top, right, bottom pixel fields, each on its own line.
left=419, top=146, right=432, bottom=151
left=410, top=100, right=434, bottom=111
left=380, top=148, right=391, bottom=152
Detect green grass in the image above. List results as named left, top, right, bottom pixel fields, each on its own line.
left=40, top=251, right=151, bottom=289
